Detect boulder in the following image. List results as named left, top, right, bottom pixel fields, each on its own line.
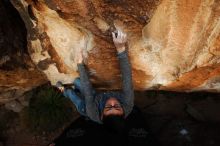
left=5, top=0, right=220, bottom=93
left=0, top=0, right=47, bottom=103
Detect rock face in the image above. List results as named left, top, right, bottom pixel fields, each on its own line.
left=143, top=0, right=220, bottom=92
left=0, top=0, right=47, bottom=103
left=7, top=0, right=220, bottom=93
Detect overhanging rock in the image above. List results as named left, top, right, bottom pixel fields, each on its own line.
left=10, top=0, right=220, bottom=92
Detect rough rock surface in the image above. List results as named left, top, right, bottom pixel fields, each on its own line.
left=7, top=0, right=220, bottom=92
left=0, top=0, right=47, bottom=103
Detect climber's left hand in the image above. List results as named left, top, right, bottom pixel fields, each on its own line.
left=112, top=29, right=127, bottom=53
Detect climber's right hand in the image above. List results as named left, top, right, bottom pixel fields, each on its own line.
left=75, top=49, right=83, bottom=64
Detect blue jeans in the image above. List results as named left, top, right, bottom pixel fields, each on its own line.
left=63, top=78, right=87, bottom=116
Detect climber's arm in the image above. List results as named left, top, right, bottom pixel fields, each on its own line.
left=112, top=30, right=134, bottom=117
left=76, top=50, right=100, bottom=123
left=118, top=50, right=134, bottom=117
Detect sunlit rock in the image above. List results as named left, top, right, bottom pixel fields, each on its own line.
left=9, top=0, right=220, bottom=92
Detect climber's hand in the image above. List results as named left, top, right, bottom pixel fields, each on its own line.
left=58, top=86, right=64, bottom=92
left=56, top=81, right=64, bottom=92
left=112, top=29, right=127, bottom=53
left=75, top=50, right=83, bottom=64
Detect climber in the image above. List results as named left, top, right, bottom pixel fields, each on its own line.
left=50, top=28, right=158, bottom=146
left=56, top=28, right=134, bottom=125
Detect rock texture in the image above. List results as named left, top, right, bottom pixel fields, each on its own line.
left=143, top=0, right=220, bottom=92
left=7, top=0, right=220, bottom=92
left=0, top=0, right=47, bottom=103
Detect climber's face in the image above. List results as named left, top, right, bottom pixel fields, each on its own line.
left=103, top=97, right=124, bottom=117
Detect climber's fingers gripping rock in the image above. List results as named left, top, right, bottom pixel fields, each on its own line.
left=112, top=29, right=127, bottom=53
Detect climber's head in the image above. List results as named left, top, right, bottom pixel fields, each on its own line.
left=98, top=92, right=124, bottom=120
left=102, top=97, right=124, bottom=118
left=101, top=97, right=125, bottom=134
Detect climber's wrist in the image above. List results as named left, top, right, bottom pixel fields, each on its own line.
left=116, top=45, right=126, bottom=53
left=77, top=59, right=83, bottom=64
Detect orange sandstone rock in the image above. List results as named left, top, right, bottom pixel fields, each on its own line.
left=9, top=0, right=220, bottom=92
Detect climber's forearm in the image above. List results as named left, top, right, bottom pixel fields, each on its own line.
left=77, top=63, right=93, bottom=100
left=77, top=63, right=100, bottom=123
left=118, top=50, right=134, bottom=112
